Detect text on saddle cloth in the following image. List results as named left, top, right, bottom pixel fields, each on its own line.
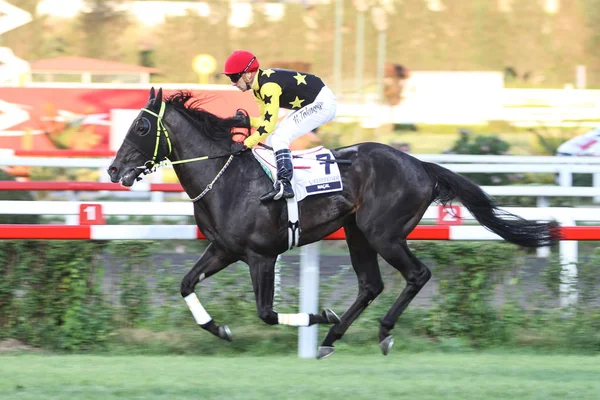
left=252, top=146, right=343, bottom=202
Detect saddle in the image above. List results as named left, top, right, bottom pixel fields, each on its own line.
left=252, top=145, right=343, bottom=202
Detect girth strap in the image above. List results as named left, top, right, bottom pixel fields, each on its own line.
left=286, top=197, right=300, bottom=250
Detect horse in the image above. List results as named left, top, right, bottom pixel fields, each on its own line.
left=107, top=88, right=560, bottom=359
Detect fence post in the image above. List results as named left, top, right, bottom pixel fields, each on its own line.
left=559, top=217, right=578, bottom=309
left=298, top=241, right=320, bottom=358
left=536, top=196, right=550, bottom=258
left=593, top=172, right=600, bottom=203
left=151, top=168, right=164, bottom=203
left=274, top=255, right=282, bottom=307
left=65, top=191, right=79, bottom=225
left=558, top=167, right=572, bottom=187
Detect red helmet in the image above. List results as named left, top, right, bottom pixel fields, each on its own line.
left=222, top=50, right=259, bottom=75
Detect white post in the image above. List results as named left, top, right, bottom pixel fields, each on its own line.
left=274, top=254, right=282, bottom=307
left=65, top=191, right=79, bottom=225
left=298, top=241, right=320, bottom=358
left=536, top=196, right=550, bottom=258
left=576, top=65, right=587, bottom=89
left=333, top=0, right=343, bottom=95
left=593, top=172, right=600, bottom=203
left=559, top=217, right=578, bottom=309
left=354, top=1, right=367, bottom=102
left=557, top=167, right=572, bottom=187
left=371, top=7, right=388, bottom=104
left=150, top=168, right=164, bottom=203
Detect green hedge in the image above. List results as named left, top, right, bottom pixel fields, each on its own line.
left=1, top=240, right=599, bottom=354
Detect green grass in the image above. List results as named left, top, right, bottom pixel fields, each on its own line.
left=1, top=353, right=599, bottom=399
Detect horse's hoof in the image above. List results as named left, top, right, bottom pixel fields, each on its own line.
left=218, top=325, right=232, bottom=342
left=317, top=346, right=335, bottom=360
left=379, top=335, right=394, bottom=356
left=321, top=309, right=341, bottom=324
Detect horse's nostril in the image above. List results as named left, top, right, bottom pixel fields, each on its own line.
left=109, top=166, right=118, bottom=174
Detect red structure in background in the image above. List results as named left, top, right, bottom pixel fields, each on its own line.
left=0, top=86, right=257, bottom=152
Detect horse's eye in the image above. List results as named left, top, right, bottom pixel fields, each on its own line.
left=135, top=118, right=151, bottom=136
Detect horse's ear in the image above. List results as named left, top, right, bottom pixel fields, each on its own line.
left=156, top=88, right=163, bottom=104
left=149, top=87, right=156, bottom=101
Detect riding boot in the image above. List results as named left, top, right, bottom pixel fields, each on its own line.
left=260, top=149, right=295, bottom=202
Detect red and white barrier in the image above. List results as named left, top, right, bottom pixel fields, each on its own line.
left=0, top=181, right=183, bottom=192
left=11, top=150, right=116, bottom=157
left=0, top=224, right=596, bottom=241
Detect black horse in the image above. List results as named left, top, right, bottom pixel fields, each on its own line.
left=108, top=88, right=559, bottom=359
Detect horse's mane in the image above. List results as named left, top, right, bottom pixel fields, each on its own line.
left=165, top=91, right=234, bottom=141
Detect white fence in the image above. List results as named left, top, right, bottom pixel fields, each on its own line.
left=3, top=153, right=600, bottom=205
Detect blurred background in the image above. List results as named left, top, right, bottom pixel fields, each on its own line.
left=2, top=1, right=600, bottom=399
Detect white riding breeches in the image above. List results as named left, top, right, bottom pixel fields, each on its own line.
left=267, top=86, right=337, bottom=152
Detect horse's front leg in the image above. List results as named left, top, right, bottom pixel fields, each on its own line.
left=180, top=243, right=238, bottom=341
left=247, top=251, right=340, bottom=327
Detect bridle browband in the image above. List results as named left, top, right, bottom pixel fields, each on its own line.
left=137, top=101, right=237, bottom=202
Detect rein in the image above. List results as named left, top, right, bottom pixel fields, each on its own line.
left=138, top=102, right=238, bottom=202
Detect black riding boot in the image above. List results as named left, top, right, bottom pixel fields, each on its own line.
left=260, top=149, right=295, bottom=202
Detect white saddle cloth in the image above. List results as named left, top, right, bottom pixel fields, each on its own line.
left=252, top=146, right=343, bottom=202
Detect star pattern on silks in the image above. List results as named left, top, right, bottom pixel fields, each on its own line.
left=257, top=126, right=267, bottom=134
left=263, top=95, right=272, bottom=104
left=262, top=69, right=276, bottom=77
left=289, top=96, right=305, bottom=109
left=293, top=72, right=307, bottom=85
left=264, top=111, right=272, bottom=122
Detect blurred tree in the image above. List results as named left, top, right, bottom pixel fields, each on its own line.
left=3, top=0, right=600, bottom=87
left=1, top=0, right=46, bottom=60
left=387, top=0, right=437, bottom=71
left=502, top=2, right=548, bottom=85
left=153, top=0, right=230, bottom=83
left=76, top=0, right=131, bottom=60
left=549, top=1, right=590, bottom=85
left=583, top=0, right=600, bottom=87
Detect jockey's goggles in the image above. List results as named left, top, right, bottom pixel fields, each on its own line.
left=226, top=56, right=256, bottom=83
left=226, top=73, right=243, bottom=83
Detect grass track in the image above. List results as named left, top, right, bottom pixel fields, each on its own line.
left=1, top=353, right=599, bottom=399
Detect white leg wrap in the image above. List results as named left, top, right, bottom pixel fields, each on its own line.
left=184, top=293, right=212, bottom=325
left=278, top=313, right=310, bottom=327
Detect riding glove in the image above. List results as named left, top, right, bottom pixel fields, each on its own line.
left=231, top=110, right=250, bottom=129
left=231, top=142, right=248, bottom=154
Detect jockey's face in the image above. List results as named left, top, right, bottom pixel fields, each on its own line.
left=231, top=71, right=254, bottom=92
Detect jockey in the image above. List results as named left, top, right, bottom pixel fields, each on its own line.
left=223, top=50, right=337, bottom=202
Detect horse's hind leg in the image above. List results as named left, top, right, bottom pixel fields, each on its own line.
left=317, top=217, right=384, bottom=360
left=246, top=251, right=340, bottom=328
left=180, top=243, right=238, bottom=341
left=371, top=239, right=431, bottom=355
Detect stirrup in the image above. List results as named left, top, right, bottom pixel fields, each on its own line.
left=260, top=183, right=284, bottom=202
left=273, top=183, right=286, bottom=201
left=259, top=182, right=294, bottom=202
left=277, top=181, right=295, bottom=200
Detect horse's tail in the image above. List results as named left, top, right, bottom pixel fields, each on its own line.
left=421, top=161, right=560, bottom=248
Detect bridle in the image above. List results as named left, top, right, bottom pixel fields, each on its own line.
left=136, top=101, right=237, bottom=202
